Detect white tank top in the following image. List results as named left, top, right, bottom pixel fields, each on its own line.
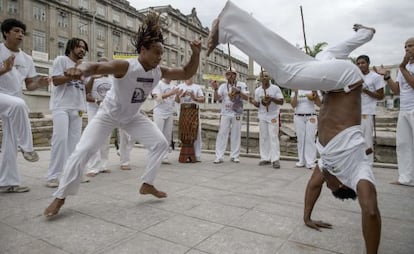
left=102, top=58, right=161, bottom=122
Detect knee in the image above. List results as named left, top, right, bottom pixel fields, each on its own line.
left=360, top=199, right=380, bottom=219
left=10, top=98, right=28, bottom=113
left=155, top=136, right=169, bottom=151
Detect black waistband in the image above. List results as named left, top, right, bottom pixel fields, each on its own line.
left=295, top=113, right=316, bottom=116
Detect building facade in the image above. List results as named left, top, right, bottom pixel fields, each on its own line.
left=0, top=0, right=248, bottom=111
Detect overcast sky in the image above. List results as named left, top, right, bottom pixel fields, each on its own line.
left=130, top=0, right=413, bottom=71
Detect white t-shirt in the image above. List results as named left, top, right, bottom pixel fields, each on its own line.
left=361, top=71, right=384, bottom=115
left=254, top=84, right=284, bottom=122
left=290, top=90, right=318, bottom=114
left=152, top=80, right=176, bottom=117
left=102, top=58, right=161, bottom=123
left=87, top=76, right=113, bottom=111
left=217, top=81, right=249, bottom=116
left=50, top=56, right=87, bottom=111
left=0, top=43, right=36, bottom=97
left=176, top=83, right=204, bottom=105
left=397, top=63, right=414, bottom=112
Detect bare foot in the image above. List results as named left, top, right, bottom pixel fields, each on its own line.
left=86, top=172, right=97, bottom=177
left=207, top=19, right=219, bottom=57
left=139, top=183, right=167, bottom=198
left=44, top=198, right=65, bottom=218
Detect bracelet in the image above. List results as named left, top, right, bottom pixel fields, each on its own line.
left=384, top=75, right=391, bottom=81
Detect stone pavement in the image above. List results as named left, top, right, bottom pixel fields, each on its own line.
left=1, top=148, right=413, bottom=254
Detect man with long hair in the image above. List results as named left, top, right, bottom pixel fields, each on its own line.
left=44, top=13, right=201, bottom=217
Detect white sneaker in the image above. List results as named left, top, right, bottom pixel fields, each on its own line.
left=46, top=179, right=59, bottom=188
left=231, top=157, right=240, bottom=163
left=295, top=162, right=305, bottom=167
left=161, top=158, right=171, bottom=164
left=213, top=158, right=224, bottom=164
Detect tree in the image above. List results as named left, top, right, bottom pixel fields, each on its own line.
left=304, top=42, right=328, bottom=57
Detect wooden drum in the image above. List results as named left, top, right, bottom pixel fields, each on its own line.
left=178, top=103, right=199, bottom=163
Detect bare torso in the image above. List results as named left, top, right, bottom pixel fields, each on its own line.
left=318, top=84, right=362, bottom=146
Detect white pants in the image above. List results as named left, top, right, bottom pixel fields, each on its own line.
left=153, top=113, right=174, bottom=160
left=294, top=115, right=317, bottom=167
left=396, top=111, right=414, bottom=186
left=215, top=115, right=242, bottom=159
left=259, top=119, right=280, bottom=162
left=86, top=105, right=109, bottom=174
left=119, top=128, right=133, bottom=166
left=361, top=115, right=375, bottom=163
left=217, top=1, right=369, bottom=91
left=53, top=110, right=168, bottom=198
left=0, top=94, right=33, bottom=186
left=47, top=109, right=82, bottom=181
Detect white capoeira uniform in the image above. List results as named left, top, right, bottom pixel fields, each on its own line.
left=86, top=76, right=112, bottom=174
left=0, top=43, right=37, bottom=187
left=215, top=81, right=249, bottom=161
left=215, top=1, right=374, bottom=92
left=176, top=82, right=204, bottom=159
left=395, top=62, right=414, bottom=186
left=361, top=71, right=385, bottom=163
left=215, top=1, right=377, bottom=187
left=254, top=84, right=284, bottom=163
left=291, top=90, right=319, bottom=168
left=317, top=126, right=375, bottom=192
left=47, top=56, right=87, bottom=182
left=152, top=80, right=177, bottom=161
left=119, top=128, right=134, bottom=167
left=53, top=59, right=168, bottom=198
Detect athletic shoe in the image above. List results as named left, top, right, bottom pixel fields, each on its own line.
left=0, top=185, right=30, bottom=193
left=258, top=160, right=271, bottom=166
left=46, top=179, right=59, bottom=188
left=213, top=158, right=224, bottom=164
left=231, top=157, right=240, bottom=163
left=272, top=160, right=280, bottom=169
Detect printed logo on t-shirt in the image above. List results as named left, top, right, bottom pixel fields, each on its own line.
left=96, top=82, right=111, bottom=97
left=131, top=87, right=146, bottom=103
left=68, top=80, right=84, bottom=91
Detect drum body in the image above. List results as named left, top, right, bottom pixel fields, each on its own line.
left=178, top=103, right=199, bottom=163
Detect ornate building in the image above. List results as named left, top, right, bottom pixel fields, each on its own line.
left=0, top=0, right=249, bottom=110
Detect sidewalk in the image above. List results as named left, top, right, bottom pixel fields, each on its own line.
left=1, top=148, right=413, bottom=254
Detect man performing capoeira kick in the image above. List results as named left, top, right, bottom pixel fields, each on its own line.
left=207, top=1, right=381, bottom=253
left=44, top=12, right=201, bottom=217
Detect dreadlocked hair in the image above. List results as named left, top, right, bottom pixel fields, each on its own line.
left=132, top=12, right=164, bottom=53
left=64, top=38, right=88, bottom=56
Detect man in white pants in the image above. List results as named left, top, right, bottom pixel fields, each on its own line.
left=44, top=13, right=201, bottom=217
left=175, top=78, right=205, bottom=162
left=0, top=18, right=49, bottom=193
left=152, top=78, right=178, bottom=164
left=85, top=57, right=113, bottom=177
left=212, top=67, right=249, bottom=164
left=375, top=37, right=414, bottom=186
left=207, top=2, right=380, bottom=253
left=46, top=38, right=88, bottom=188
left=356, top=55, right=384, bottom=164
left=248, top=71, right=284, bottom=168
left=290, top=90, right=321, bottom=169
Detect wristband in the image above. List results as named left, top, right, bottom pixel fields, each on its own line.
left=384, top=75, right=391, bottom=81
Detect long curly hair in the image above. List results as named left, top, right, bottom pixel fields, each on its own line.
left=132, top=12, right=164, bottom=53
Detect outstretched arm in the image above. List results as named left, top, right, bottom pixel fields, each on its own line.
left=64, top=60, right=129, bottom=80
left=161, top=40, right=201, bottom=80
left=304, top=165, right=332, bottom=231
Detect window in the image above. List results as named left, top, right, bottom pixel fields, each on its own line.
left=96, top=25, right=105, bottom=41
left=33, top=30, right=46, bottom=52
left=112, top=11, right=120, bottom=23
left=96, top=3, right=105, bottom=17
left=79, top=0, right=89, bottom=9
left=79, top=19, right=88, bottom=35
left=170, top=20, right=176, bottom=31
left=33, top=5, right=46, bottom=21
left=126, top=17, right=133, bottom=28
left=126, top=36, right=135, bottom=52
left=57, top=37, right=67, bottom=56
left=57, top=12, right=68, bottom=28
left=112, top=32, right=121, bottom=51
left=8, top=1, right=17, bottom=14
left=0, top=0, right=4, bottom=12
left=170, top=35, right=177, bottom=46
left=180, top=24, right=186, bottom=36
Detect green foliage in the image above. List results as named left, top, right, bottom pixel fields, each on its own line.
left=305, top=42, right=328, bottom=57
